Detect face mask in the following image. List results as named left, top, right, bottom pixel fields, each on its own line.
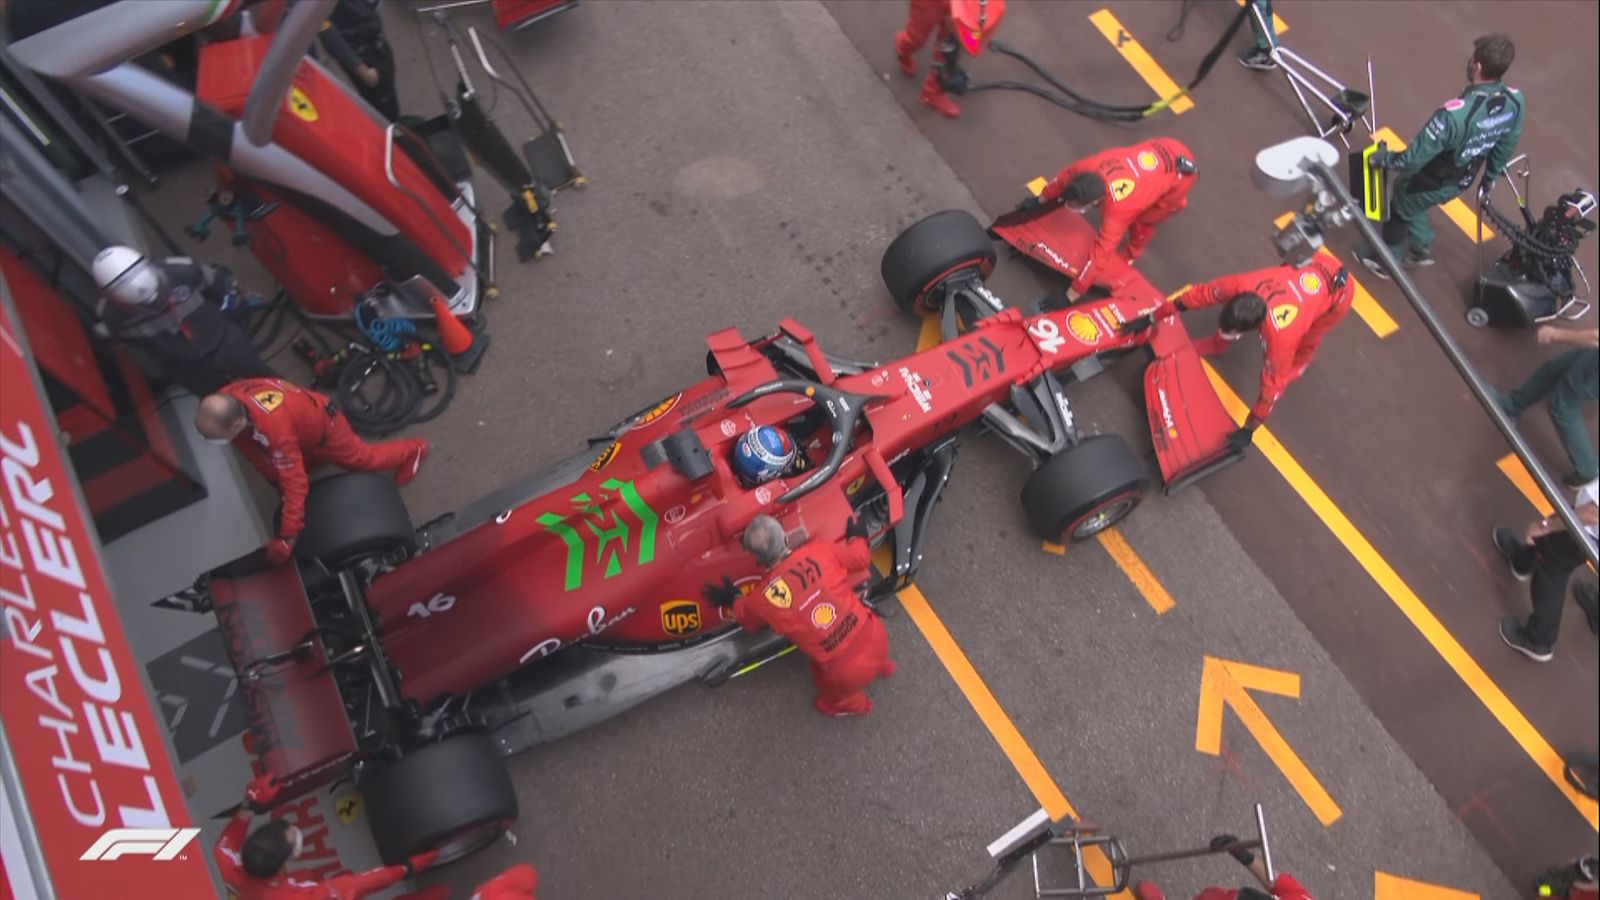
left=204, top=435, right=235, bottom=445
left=288, top=826, right=304, bottom=860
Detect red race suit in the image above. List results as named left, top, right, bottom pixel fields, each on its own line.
left=1194, top=872, right=1315, bottom=900
left=1167, top=259, right=1353, bottom=423
left=221, top=377, right=424, bottom=540
left=734, top=537, right=896, bottom=716
left=213, top=813, right=408, bottom=899
left=1039, top=137, right=1197, bottom=287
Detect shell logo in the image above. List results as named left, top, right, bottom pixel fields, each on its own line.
left=1066, top=311, right=1103, bottom=344
left=811, top=602, right=837, bottom=628
left=1136, top=150, right=1160, bottom=171
left=1299, top=271, right=1323, bottom=294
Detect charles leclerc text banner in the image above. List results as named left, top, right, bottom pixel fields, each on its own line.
left=0, top=301, right=215, bottom=898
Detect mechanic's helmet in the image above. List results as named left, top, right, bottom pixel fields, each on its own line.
left=951, top=0, right=1006, bottom=56
left=733, top=425, right=796, bottom=484
left=1558, top=189, right=1596, bottom=220
left=92, top=245, right=167, bottom=308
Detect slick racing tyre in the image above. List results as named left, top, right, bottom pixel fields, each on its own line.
left=1021, top=434, right=1148, bottom=541
left=295, top=471, right=417, bottom=569
left=366, top=732, right=519, bottom=866
left=881, top=210, right=996, bottom=315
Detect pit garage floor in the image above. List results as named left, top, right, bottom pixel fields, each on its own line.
left=128, top=1, right=1599, bottom=897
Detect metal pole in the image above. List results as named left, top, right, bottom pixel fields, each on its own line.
left=1118, top=838, right=1262, bottom=868
left=241, top=0, right=336, bottom=147
left=1310, top=159, right=1599, bottom=567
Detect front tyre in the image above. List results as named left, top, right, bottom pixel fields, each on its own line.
left=1020, top=435, right=1148, bottom=541
left=880, top=210, right=996, bottom=315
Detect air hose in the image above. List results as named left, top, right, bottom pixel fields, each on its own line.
left=958, top=2, right=1251, bottom=121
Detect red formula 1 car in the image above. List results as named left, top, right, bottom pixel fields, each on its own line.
left=199, top=210, right=1239, bottom=868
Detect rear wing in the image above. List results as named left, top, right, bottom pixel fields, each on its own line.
left=209, top=560, right=358, bottom=791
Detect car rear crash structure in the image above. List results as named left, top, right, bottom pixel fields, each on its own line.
left=196, top=209, right=1243, bottom=867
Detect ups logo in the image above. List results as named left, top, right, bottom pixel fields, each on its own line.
left=661, top=600, right=701, bottom=636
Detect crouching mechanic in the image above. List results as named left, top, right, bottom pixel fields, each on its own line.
left=1017, top=137, right=1198, bottom=303
left=195, top=377, right=428, bottom=564
left=1122, top=258, right=1354, bottom=450
left=215, top=774, right=437, bottom=898
left=705, top=514, right=896, bottom=717
left=893, top=0, right=1006, bottom=118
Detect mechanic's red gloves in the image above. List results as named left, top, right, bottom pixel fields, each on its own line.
left=404, top=850, right=441, bottom=877
left=265, top=537, right=295, bottom=565
left=244, top=774, right=281, bottom=812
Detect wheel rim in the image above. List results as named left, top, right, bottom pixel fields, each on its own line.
left=429, top=820, right=510, bottom=866
left=915, top=257, right=993, bottom=312
left=1068, top=495, right=1138, bottom=540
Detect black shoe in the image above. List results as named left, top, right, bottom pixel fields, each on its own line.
left=1563, top=471, right=1596, bottom=489
left=1403, top=250, right=1435, bottom=268
left=1564, top=753, right=1600, bottom=800
left=1575, top=580, right=1598, bottom=636
left=1238, top=47, right=1276, bottom=71
left=1353, top=245, right=1392, bottom=280
left=1500, top=615, right=1553, bottom=662
left=1492, top=526, right=1533, bottom=582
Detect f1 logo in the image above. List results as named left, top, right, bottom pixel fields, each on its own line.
left=79, top=828, right=202, bottom=861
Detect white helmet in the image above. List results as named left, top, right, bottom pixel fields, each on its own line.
left=92, top=245, right=165, bottom=308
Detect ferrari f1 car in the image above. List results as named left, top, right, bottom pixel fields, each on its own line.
left=201, top=210, right=1240, bottom=867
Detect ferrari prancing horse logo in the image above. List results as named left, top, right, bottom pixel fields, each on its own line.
left=764, top=578, right=793, bottom=609
left=1109, top=178, right=1137, bottom=202
left=1270, top=304, right=1299, bottom=330
left=251, top=390, right=284, bottom=413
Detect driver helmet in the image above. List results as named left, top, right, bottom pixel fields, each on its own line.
left=92, top=245, right=168, bottom=309
left=733, top=425, right=796, bottom=485
left=951, top=0, right=1006, bottom=56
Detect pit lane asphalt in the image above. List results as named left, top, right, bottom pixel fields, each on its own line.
left=228, top=1, right=1586, bottom=896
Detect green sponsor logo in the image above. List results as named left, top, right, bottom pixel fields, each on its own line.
left=535, top=478, right=659, bottom=591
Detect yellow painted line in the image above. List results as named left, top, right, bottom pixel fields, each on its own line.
left=881, top=563, right=1128, bottom=897
left=1496, top=453, right=1556, bottom=516
left=1202, top=361, right=1599, bottom=828
left=1372, top=127, right=1494, bottom=241
left=1041, top=540, right=1066, bottom=555
left=1374, top=871, right=1478, bottom=900
left=1197, top=657, right=1341, bottom=825
left=1234, top=0, right=1289, bottom=35
left=917, top=310, right=942, bottom=351
left=1095, top=528, right=1175, bottom=614
left=1088, top=9, right=1194, bottom=115
left=1274, top=212, right=1399, bottom=338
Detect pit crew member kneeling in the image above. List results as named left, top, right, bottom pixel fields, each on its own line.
left=1122, top=258, right=1354, bottom=450
left=1017, top=137, right=1198, bottom=304
left=195, top=377, right=429, bottom=564
left=215, top=775, right=437, bottom=898
left=705, top=507, right=896, bottom=718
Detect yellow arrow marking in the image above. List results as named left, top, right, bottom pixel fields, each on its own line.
left=1088, top=10, right=1194, bottom=115
left=1374, top=871, right=1479, bottom=900
left=1196, top=656, right=1342, bottom=825
left=1202, top=361, right=1598, bottom=828
left=1273, top=212, right=1398, bottom=338
left=1372, top=127, right=1494, bottom=241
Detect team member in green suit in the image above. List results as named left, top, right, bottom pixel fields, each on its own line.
left=1354, top=34, right=1523, bottom=279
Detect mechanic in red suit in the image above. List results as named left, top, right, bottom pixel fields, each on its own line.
left=214, top=775, right=438, bottom=899
left=1135, top=835, right=1314, bottom=900
left=893, top=0, right=1006, bottom=118
left=195, top=377, right=428, bottom=564
left=705, top=514, right=896, bottom=717
left=1122, top=257, right=1354, bottom=452
left=1018, top=137, right=1198, bottom=302
left=471, top=864, right=540, bottom=899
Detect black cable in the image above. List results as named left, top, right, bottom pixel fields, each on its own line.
left=1481, top=198, right=1583, bottom=260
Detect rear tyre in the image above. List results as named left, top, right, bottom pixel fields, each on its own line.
left=880, top=210, right=996, bottom=315
left=295, top=472, right=417, bottom=569
left=366, top=732, right=518, bottom=865
left=1020, top=435, right=1148, bottom=541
